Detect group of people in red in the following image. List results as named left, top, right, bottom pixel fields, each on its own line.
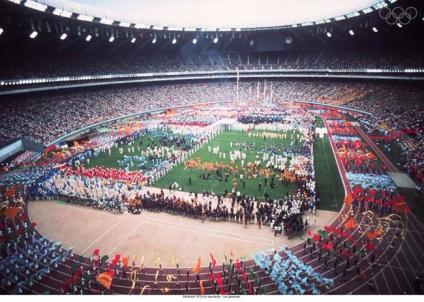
left=62, top=165, right=148, bottom=184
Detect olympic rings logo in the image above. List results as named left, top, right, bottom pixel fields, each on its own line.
left=379, top=6, right=418, bottom=25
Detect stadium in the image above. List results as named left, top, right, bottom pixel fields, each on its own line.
left=0, top=0, right=423, bottom=297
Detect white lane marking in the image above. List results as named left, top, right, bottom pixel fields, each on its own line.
left=80, top=217, right=125, bottom=254
left=142, top=220, right=273, bottom=247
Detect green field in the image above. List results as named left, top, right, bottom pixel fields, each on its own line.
left=154, top=130, right=302, bottom=200
left=84, top=135, right=163, bottom=171
left=82, top=121, right=346, bottom=209
left=313, top=117, right=344, bottom=211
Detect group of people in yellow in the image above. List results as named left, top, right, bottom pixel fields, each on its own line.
left=185, top=158, right=239, bottom=174
left=184, top=157, right=305, bottom=186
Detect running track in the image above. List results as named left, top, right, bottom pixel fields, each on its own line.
left=1, top=122, right=423, bottom=295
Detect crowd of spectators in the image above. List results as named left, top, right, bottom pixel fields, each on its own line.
left=0, top=82, right=236, bottom=147
left=347, top=85, right=423, bottom=186
left=1, top=79, right=422, bottom=185
left=1, top=49, right=423, bottom=80
left=0, top=80, right=399, bottom=147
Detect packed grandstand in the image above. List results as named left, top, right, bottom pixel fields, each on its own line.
left=0, top=0, right=423, bottom=298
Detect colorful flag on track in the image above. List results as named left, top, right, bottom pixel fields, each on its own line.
left=199, top=280, right=205, bottom=295
left=344, top=193, right=353, bottom=206
left=318, top=230, right=328, bottom=240
left=344, top=216, right=357, bottom=230
left=96, top=272, right=113, bottom=290
left=210, top=253, right=217, bottom=269
left=365, top=242, right=376, bottom=252
left=122, top=256, right=129, bottom=267
left=366, top=229, right=382, bottom=240
left=192, top=256, right=201, bottom=274
left=4, top=207, right=21, bottom=219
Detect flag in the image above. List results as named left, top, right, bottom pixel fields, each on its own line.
left=366, top=229, right=382, bottom=240
left=216, top=274, right=223, bottom=286
left=96, top=272, right=113, bottom=290
left=192, top=257, right=201, bottom=274
left=344, top=193, right=353, bottom=206
left=166, top=274, right=176, bottom=282
left=140, top=285, right=150, bottom=295
left=342, top=249, right=352, bottom=258
left=249, top=281, right=254, bottom=294
left=344, top=216, right=357, bottom=230
left=353, top=186, right=363, bottom=196
left=129, top=269, right=137, bottom=294
left=318, top=230, right=328, bottom=240
left=312, top=234, right=321, bottom=242
left=4, top=207, right=21, bottom=219
left=92, top=249, right=100, bottom=257
left=210, top=253, right=217, bottom=269
left=324, top=225, right=332, bottom=234
left=333, top=227, right=341, bottom=235
left=340, top=231, right=350, bottom=238
left=235, top=258, right=241, bottom=271
left=323, top=242, right=334, bottom=250
left=199, top=280, right=205, bottom=295
left=307, top=228, right=313, bottom=237
left=392, top=201, right=411, bottom=214
left=242, top=271, right=248, bottom=282
left=111, top=254, right=120, bottom=266
left=122, top=256, right=129, bottom=267
left=4, top=185, right=18, bottom=198
left=100, top=255, right=109, bottom=263
left=365, top=242, right=376, bottom=252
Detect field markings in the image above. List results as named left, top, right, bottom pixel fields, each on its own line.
left=80, top=217, right=125, bottom=255
left=108, top=221, right=146, bottom=255
left=143, top=215, right=275, bottom=243
left=141, top=220, right=274, bottom=247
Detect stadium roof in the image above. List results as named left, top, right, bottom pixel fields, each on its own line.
left=32, top=0, right=385, bottom=30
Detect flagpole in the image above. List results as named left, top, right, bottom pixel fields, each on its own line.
left=236, top=68, right=239, bottom=103
left=256, top=81, right=260, bottom=102
left=270, top=82, right=273, bottom=104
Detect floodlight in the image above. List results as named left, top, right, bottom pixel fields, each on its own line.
left=77, top=14, right=93, bottom=22
left=100, top=18, right=114, bottom=25
left=131, top=37, right=136, bottom=43
left=192, top=38, right=197, bottom=44
left=372, top=27, right=378, bottom=33
left=60, top=33, right=67, bottom=40
left=349, top=30, right=355, bottom=36
left=24, top=0, right=47, bottom=12
left=120, top=22, right=131, bottom=27
left=109, top=36, right=115, bottom=42
left=326, top=32, right=332, bottom=38
left=172, top=38, right=177, bottom=44
left=152, top=37, right=157, bottom=44
left=0, top=27, right=3, bottom=36
left=29, top=30, right=38, bottom=39
left=60, top=10, right=72, bottom=18
left=213, top=37, right=218, bottom=44
left=86, top=34, right=92, bottom=41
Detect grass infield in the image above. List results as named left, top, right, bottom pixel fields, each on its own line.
left=82, top=124, right=345, bottom=210
left=154, top=130, right=302, bottom=200
left=313, top=117, right=344, bottom=211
